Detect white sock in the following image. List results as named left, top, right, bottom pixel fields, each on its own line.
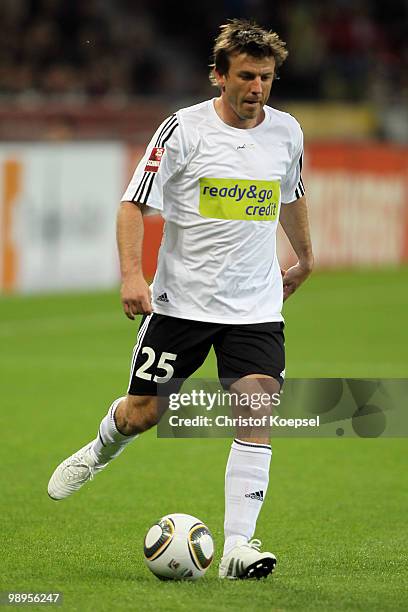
left=223, top=438, right=272, bottom=557
left=89, top=397, right=138, bottom=465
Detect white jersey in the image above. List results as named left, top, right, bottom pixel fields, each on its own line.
left=122, top=99, right=305, bottom=324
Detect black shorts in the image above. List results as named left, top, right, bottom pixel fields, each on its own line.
left=127, top=314, right=285, bottom=396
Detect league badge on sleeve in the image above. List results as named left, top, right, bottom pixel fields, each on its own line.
left=145, top=147, right=165, bottom=173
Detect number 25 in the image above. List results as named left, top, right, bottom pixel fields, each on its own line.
left=135, top=347, right=177, bottom=383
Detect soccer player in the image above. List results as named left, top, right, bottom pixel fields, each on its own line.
left=48, top=19, right=314, bottom=580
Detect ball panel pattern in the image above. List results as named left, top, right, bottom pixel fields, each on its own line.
left=144, top=517, right=175, bottom=561
left=187, top=523, right=214, bottom=570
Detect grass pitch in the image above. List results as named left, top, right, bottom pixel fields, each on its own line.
left=1, top=267, right=407, bottom=611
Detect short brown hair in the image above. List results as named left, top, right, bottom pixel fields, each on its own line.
left=209, top=18, right=288, bottom=86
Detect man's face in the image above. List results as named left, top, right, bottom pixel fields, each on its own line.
left=216, top=53, right=275, bottom=123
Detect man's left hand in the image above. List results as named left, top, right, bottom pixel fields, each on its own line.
left=282, top=262, right=313, bottom=301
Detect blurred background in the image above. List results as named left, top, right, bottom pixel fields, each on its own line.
left=0, top=0, right=407, bottom=293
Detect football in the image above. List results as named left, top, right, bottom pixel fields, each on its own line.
left=143, top=513, right=214, bottom=580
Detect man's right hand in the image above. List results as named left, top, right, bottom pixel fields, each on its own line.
left=120, top=276, right=153, bottom=319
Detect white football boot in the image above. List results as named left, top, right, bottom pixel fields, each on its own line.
left=48, top=442, right=106, bottom=500
left=219, top=539, right=277, bottom=579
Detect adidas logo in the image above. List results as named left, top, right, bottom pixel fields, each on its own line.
left=156, top=292, right=169, bottom=303
left=245, top=490, right=264, bottom=501
left=226, top=557, right=245, bottom=577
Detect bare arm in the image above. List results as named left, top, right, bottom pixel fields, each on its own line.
left=279, top=195, right=314, bottom=300
left=116, top=201, right=152, bottom=319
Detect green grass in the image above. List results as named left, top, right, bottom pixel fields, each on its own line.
left=1, top=267, right=407, bottom=611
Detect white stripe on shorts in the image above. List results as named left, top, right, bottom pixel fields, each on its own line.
left=127, top=314, right=153, bottom=393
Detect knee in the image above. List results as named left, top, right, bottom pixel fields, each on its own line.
left=115, top=395, right=159, bottom=435
left=230, top=375, right=280, bottom=420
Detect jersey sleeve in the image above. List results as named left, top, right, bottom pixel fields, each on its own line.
left=280, top=123, right=305, bottom=204
left=121, top=113, right=182, bottom=212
